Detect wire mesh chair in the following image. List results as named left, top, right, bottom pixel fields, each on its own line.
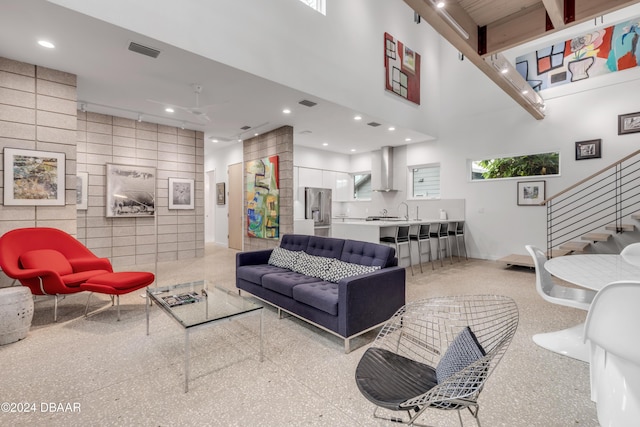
left=355, top=295, right=519, bottom=427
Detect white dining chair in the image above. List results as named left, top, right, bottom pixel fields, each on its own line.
left=525, top=245, right=597, bottom=362
left=584, top=280, right=640, bottom=427
left=621, top=242, right=640, bottom=256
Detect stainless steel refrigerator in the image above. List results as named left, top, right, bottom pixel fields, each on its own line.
left=305, top=187, right=332, bottom=236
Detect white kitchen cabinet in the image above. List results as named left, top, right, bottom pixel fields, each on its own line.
left=322, top=170, right=337, bottom=193
left=335, top=172, right=352, bottom=201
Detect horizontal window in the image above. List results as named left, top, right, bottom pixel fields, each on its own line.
left=471, top=152, right=560, bottom=181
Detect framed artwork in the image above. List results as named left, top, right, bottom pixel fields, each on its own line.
left=575, top=139, right=602, bottom=160
left=216, top=182, right=225, bottom=205
left=246, top=155, right=279, bottom=239
left=168, top=177, right=194, bottom=210
left=384, top=32, right=421, bottom=105
left=618, top=111, right=640, bottom=135
left=3, top=148, right=66, bottom=206
left=105, top=163, right=155, bottom=217
left=517, top=180, right=546, bottom=206
left=76, top=172, right=89, bottom=210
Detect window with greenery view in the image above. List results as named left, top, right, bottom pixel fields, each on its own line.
left=471, top=152, right=560, bottom=180
left=353, top=173, right=371, bottom=200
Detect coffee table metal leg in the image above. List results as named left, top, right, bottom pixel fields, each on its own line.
left=184, top=330, right=190, bottom=393
left=145, top=293, right=149, bottom=336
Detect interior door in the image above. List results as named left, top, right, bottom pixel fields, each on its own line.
left=228, top=162, right=243, bottom=250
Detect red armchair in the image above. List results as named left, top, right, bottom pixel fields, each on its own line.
left=0, top=227, right=114, bottom=321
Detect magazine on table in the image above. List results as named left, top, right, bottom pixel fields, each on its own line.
left=161, top=291, right=202, bottom=307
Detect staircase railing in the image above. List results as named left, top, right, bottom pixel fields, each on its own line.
left=542, top=149, right=640, bottom=257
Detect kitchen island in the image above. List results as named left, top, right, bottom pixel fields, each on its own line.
left=331, top=219, right=461, bottom=243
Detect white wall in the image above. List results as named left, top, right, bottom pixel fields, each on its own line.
left=50, top=0, right=442, bottom=138
left=204, top=143, right=242, bottom=246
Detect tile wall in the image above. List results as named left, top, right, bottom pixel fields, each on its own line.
left=76, top=112, right=205, bottom=268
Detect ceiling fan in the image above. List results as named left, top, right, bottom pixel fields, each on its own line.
left=147, top=83, right=222, bottom=123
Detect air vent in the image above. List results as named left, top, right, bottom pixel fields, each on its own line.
left=240, top=125, right=251, bottom=130
left=298, top=99, right=317, bottom=107
left=128, top=42, right=161, bottom=58
left=299, top=130, right=312, bottom=134
left=367, top=121, right=382, bottom=127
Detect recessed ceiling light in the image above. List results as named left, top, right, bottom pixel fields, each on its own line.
left=405, top=138, right=412, bottom=142
left=254, top=133, right=259, bottom=136
left=38, top=40, right=55, bottom=49
left=501, top=67, right=508, bottom=74
left=211, top=139, right=219, bottom=143
left=165, top=107, right=174, bottom=113
left=322, top=142, right=329, bottom=146
left=350, top=148, right=356, bottom=152
left=522, top=89, right=529, bottom=95
left=283, top=108, right=291, bottom=114
left=436, top=1, right=445, bottom=9
left=354, top=115, right=362, bottom=121
left=388, top=126, right=396, bottom=131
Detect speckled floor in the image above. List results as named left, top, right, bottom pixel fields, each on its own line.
left=0, top=245, right=598, bottom=426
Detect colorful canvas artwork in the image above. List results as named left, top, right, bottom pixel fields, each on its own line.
left=384, top=32, right=421, bottom=105
left=516, top=17, right=640, bottom=91
left=246, top=156, right=279, bottom=239
left=3, top=148, right=66, bottom=206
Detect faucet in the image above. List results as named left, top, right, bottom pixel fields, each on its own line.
left=399, top=202, right=409, bottom=220
left=380, top=208, right=388, bottom=217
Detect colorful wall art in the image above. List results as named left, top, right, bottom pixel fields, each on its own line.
left=516, top=17, right=640, bottom=91
left=384, top=32, right=421, bottom=105
left=246, top=155, right=279, bottom=239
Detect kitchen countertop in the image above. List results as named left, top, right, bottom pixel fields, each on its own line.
left=333, top=219, right=461, bottom=226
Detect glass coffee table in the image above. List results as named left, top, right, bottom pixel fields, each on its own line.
left=146, top=280, right=263, bottom=392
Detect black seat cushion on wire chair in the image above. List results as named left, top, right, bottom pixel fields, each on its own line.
left=355, top=347, right=438, bottom=411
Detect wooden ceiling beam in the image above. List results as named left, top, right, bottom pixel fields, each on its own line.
left=542, top=0, right=566, bottom=29
left=402, top=0, right=545, bottom=120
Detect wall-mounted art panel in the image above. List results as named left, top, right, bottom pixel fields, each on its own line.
left=106, top=163, right=156, bottom=217
left=384, top=32, right=421, bottom=105
left=246, top=155, right=279, bottom=239
left=3, top=148, right=65, bottom=206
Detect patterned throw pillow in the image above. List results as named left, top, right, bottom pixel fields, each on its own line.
left=291, top=252, right=335, bottom=279
left=320, top=259, right=381, bottom=283
left=435, top=326, right=486, bottom=384
left=268, top=246, right=300, bottom=270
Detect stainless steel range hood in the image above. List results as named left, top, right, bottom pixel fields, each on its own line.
left=373, top=146, right=398, bottom=192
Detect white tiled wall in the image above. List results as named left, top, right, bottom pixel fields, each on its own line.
left=76, top=112, right=204, bottom=269
left=0, top=57, right=78, bottom=237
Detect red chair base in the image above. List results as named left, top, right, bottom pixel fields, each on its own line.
left=80, top=272, right=155, bottom=320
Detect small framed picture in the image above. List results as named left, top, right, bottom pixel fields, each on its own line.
left=618, top=111, right=640, bottom=135
left=3, top=147, right=66, bottom=206
left=76, top=172, right=89, bottom=210
left=517, top=180, right=546, bottom=206
left=106, top=163, right=156, bottom=217
left=575, top=139, right=601, bottom=160
left=216, top=182, right=226, bottom=205
left=168, top=177, right=195, bottom=210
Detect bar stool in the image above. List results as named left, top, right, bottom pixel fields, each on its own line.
left=409, top=223, right=434, bottom=273
left=381, top=225, right=413, bottom=275
left=448, top=220, right=468, bottom=261
left=429, top=222, right=453, bottom=266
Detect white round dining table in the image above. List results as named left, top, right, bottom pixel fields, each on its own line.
left=544, top=254, right=640, bottom=291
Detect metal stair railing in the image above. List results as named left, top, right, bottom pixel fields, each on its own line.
left=542, top=149, right=640, bottom=258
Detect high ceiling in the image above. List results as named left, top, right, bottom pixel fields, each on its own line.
left=1, top=0, right=638, bottom=154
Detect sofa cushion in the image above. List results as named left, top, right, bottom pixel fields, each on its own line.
left=279, top=234, right=311, bottom=252
left=341, top=239, right=396, bottom=267
left=292, top=281, right=339, bottom=315
left=262, top=271, right=324, bottom=298
left=237, top=264, right=290, bottom=285
left=292, top=252, right=335, bottom=279
left=268, top=246, right=300, bottom=270
left=321, top=259, right=381, bottom=283
left=20, top=249, right=73, bottom=276
left=305, top=236, right=345, bottom=259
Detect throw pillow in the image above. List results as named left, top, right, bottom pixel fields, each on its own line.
left=292, top=252, right=335, bottom=279
left=20, top=249, right=73, bottom=276
left=435, top=326, right=486, bottom=384
left=321, top=259, right=381, bottom=283
left=268, top=246, right=300, bottom=270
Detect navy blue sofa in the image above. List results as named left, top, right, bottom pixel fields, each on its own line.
left=236, top=234, right=406, bottom=352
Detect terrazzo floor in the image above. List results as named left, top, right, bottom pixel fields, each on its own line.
left=0, top=244, right=598, bottom=426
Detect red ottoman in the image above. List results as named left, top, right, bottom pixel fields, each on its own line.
left=80, top=272, right=155, bottom=321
